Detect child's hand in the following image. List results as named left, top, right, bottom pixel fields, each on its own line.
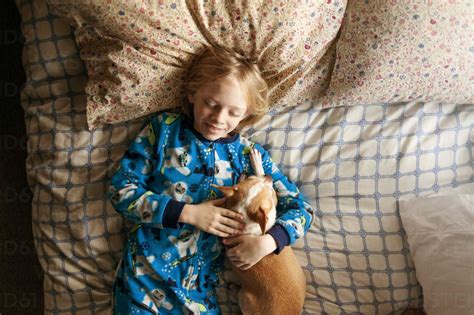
left=179, top=198, right=244, bottom=237
left=223, top=234, right=277, bottom=270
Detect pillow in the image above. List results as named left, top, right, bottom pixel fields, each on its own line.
left=399, top=184, right=474, bottom=315
left=322, top=0, right=474, bottom=107
left=45, top=0, right=346, bottom=129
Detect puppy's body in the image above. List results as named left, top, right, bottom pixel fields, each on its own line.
left=236, top=246, right=306, bottom=315
left=215, top=174, right=306, bottom=315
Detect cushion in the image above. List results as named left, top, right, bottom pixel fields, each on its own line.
left=399, top=184, right=474, bottom=315
left=322, top=0, right=474, bottom=107
left=45, top=0, right=346, bottom=129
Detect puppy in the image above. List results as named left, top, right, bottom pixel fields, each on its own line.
left=213, top=149, right=306, bottom=315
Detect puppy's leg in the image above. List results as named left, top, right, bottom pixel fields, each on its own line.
left=250, top=148, right=265, bottom=176
left=238, top=289, right=262, bottom=315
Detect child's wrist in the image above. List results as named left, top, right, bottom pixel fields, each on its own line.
left=262, top=234, right=278, bottom=255
left=179, top=204, right=193, bottom=224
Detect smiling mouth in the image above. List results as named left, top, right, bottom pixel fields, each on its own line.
left=205, top=123, right=223, bottom=132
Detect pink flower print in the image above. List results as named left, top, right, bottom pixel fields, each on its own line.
left=430, top=19, right=437, bottom=25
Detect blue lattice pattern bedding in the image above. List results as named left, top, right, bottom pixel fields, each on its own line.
left=17, top=0, right=474, bottom=314
left=220, top=102, right=473, bottom=314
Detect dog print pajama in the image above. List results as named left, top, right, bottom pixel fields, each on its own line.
left=108, top=112, right=313, bottom=314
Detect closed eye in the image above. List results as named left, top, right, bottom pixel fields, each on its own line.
left=204, top=100, right=216, bottom=107
left=230, top=111, right=242, bottom=117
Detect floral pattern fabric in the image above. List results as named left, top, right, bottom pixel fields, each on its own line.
left=323, top=0, right=474, bottom=107
left=45, top=0, right=346, bottom=129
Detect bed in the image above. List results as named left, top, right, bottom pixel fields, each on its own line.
left=16, top=0, right=474, bottom=314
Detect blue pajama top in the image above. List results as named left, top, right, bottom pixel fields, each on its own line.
left=108, top=112, right=314, bottom=314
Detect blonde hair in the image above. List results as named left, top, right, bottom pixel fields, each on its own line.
left=182, top=45, right=269, bottom=129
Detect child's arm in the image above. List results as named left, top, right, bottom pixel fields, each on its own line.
left=108, top=116, right=243, bottom=236
left=108, top=119, right=184, bottom=229
left=255, top=145, right=314, bottom=251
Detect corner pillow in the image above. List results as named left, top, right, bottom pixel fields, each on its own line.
left=323, top=0, right=474, bottom=107
left=45, top=0, right=346, bottom=129
left=399, top=184, right=474, bottom=315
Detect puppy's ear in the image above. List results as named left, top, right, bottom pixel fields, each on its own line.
left=248, top=206, right=267, bottom=235
left=257, top=208, right=267, bottom=235
left=211, top=184, right=237, bottom=198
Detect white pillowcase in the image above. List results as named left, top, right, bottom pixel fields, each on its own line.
left=399, top=184, right=474, bottom=315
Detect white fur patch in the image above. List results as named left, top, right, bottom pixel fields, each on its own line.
left=236, top=182, right=277, bottom=235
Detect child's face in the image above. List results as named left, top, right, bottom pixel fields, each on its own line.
left=188, top=75, right=249, bottom=141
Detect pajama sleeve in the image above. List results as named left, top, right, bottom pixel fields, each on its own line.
left=253, top=143, right=314, bottom=254
left=108, top=116, right=185, bottom=228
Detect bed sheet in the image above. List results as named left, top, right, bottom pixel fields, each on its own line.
left=17, top=0, right=474, bottom=314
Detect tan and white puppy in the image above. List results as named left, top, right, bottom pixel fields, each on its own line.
left=213, top=149, right=306, bottom=315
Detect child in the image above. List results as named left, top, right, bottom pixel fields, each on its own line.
left=108, top=45, right=314, bottom=314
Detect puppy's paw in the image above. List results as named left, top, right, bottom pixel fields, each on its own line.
left=250, top=148, right=264, bottom=176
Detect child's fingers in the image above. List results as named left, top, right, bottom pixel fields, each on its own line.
left=221, top=209, right=244, bottom=223
left=221, top=217, right=244, bottom=230
left=222, top=235, right=243, bottom=247
left=209, top=228, right=232, bottom=238
left=213, top=225, right=238, bottom=238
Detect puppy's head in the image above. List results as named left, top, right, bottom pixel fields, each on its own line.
left=213, top=175, right=277, bottom=234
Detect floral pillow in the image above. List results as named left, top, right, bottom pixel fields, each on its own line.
left=45, top=0, right=346, bottom=129
left=322, top=0, right=474, bottom=107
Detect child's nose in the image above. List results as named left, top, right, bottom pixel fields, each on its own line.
left=212, top=109, right=226, bottom=123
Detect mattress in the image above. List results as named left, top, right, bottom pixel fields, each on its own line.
left=17, top=0, right=474, bottom=314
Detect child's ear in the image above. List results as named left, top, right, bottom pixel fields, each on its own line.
left=187, top=93, right=194, bottom=104
left=243, top=110, right=251, bottom=119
